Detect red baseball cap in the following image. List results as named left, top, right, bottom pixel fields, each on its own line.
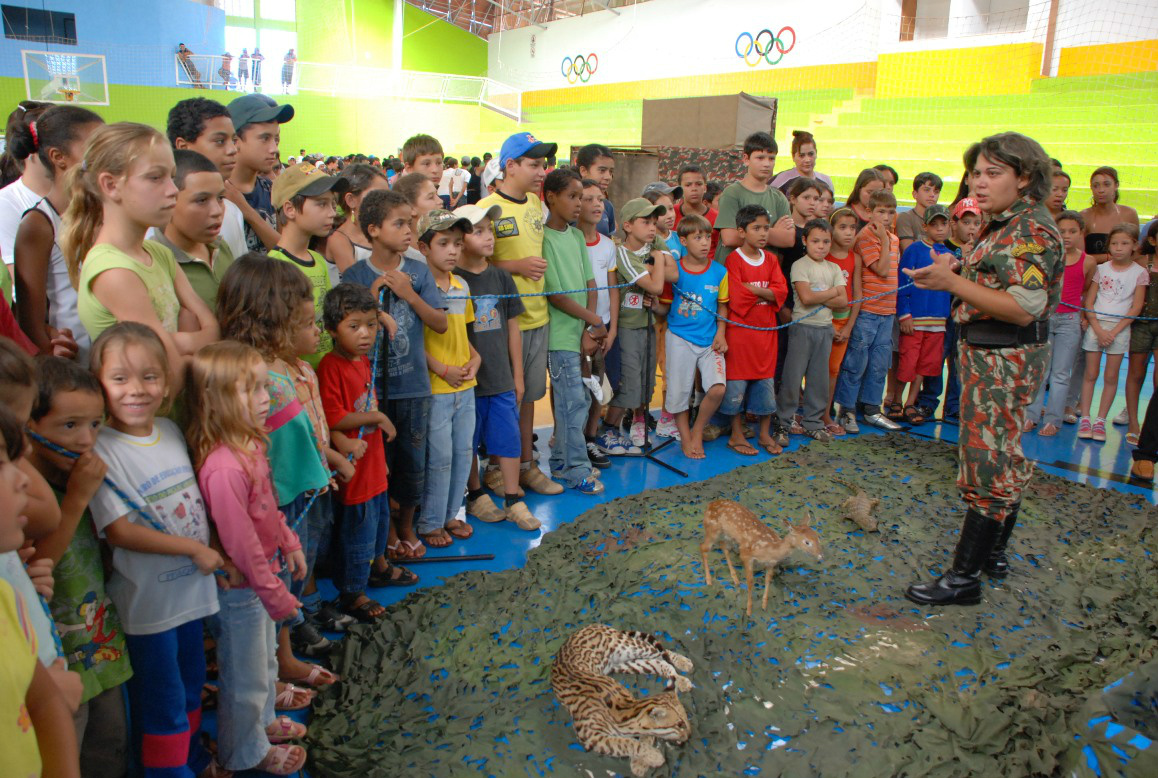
left=953, top=198, right=982, bottom=219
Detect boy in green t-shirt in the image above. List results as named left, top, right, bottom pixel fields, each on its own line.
left=543, top=168, right=605, bottom=494
left=27, top=358, right=132, bottom=775
left=270, top=162, right=347, bottom=367
left=714, top=131, right=796, bottom=263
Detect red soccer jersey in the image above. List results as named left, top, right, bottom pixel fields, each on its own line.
left=317, top=352, right=387, bottom=506
left=724, top=247, right=789, bottom=380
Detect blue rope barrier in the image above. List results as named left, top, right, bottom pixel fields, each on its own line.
left=1057, top=304, right=1158, bottom=322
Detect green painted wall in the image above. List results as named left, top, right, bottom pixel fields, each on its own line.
left=401, top=5, right=487, bottom=76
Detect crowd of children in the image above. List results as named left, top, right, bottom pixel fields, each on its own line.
left=0, top=87, right=1155, bottom=778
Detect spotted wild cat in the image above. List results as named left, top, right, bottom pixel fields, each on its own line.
left=551, top=624, right=693, bottom=776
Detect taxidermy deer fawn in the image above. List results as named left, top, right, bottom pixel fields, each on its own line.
left=700, top=500, right=823, bottom=616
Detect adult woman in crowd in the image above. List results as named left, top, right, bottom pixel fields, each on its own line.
left=771, top=130, right=834, bottom=196
left=1082, top=166, right=1139, bottom=263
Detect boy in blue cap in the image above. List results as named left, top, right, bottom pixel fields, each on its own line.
left=479, top=132, right=562, bottom=496
left=227, top=93, right=294, bottom=251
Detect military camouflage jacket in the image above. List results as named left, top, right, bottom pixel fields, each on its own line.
left=952, top=196, right=1063, bottom=326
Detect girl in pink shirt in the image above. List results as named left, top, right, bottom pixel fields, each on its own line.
left=187, top=342, right=308, bottom=775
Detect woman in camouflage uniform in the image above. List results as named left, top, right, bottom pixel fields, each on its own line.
left=904, top=132, right=1063, bottom=607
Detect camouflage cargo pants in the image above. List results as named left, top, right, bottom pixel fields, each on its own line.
left=957, top=341, right=1049, bottom=523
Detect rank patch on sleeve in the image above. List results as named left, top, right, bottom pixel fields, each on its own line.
left=1011, top=241, right=1045, bottom=257
left=1020, top=265, right=1045, bottom=290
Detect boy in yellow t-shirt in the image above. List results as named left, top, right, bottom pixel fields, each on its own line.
left=417, top=210, right=481, bottom=550
left=478, top=132, right=561, bottom=496
left=0, top=408, right=79, bottom=778
left=269, top=162, right=347, bottom=366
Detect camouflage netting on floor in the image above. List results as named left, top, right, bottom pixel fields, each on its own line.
left=308, top=435, right=1158, bottom=777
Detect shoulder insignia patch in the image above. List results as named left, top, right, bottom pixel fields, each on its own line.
left=493, top=216, right=520, bottom=239
left=1021, top=265, right=1045, bottom=290
left=1011, top=241, right=1045, bottom=257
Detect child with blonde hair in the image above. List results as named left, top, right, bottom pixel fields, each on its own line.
left=62, top=122, right=219, bottom=387
left=188, top=341, right=308, bottom=775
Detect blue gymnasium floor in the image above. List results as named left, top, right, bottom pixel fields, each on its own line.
left=217, top=376, right=1156, bottom=776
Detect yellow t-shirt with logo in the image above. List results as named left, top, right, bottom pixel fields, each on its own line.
left=478, top=190, right=547, bottom=331
left=425, top=274, right=477, bottom=395
left=0, top=579, right=41, bottom=778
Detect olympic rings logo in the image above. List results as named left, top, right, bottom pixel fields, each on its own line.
left=735, top=27, right=796, bottom=67
left=561, top=53, right=599, bottom=83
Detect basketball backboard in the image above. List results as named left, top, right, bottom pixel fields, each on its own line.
left=22, top=50, right=109, bottom=105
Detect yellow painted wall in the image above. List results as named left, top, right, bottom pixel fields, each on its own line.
left=1058, top=38, right=1158, bottom=77
left=522, top=61, right=877, bottom=109
left=876, top=42, right=1043, bottom=98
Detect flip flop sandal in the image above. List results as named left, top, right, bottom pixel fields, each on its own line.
left=256, top=744, right=307, bottom=777
left=420, top=530, right=453, bottom=548
left=397, top=539, right=426, bottom=559
left=274, top=683, right=315, bottom=711
left=338, top=593, right=387, bottom=623
left=281, top=664, right=339, bottom=688
left=368, top=564, right=419, bottom=588
left=1127, top=432, right=1140, bottom=445
left=760, top=441, right=782, bottom=455
left=197, top=758, right=233, bottom=778
left=886, top=402, right=905, bottom=421
left=266, top=716, right=308, bottom=743
left=446, top=520, right=473, bottom=539
left=726, top=441, right=758, bottom=456
left=902, top=406, right=925, bottom=424
left=825, top=423, right=846, bottom=436
left=385, top=541, right=403, bottom=560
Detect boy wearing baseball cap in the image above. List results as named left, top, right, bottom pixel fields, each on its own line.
left=228, top=93, right=294, bottom=252
left=895, top=204, right=955, bottom=423
left=599, top=198, right=677, bottom=452
left=269, top=161, right=346, bottom=366
left=415, top=209, right=483, bottom=549
left=478, top=131, right=562, bottom=496
left=452, top=203, right=542, bottom=530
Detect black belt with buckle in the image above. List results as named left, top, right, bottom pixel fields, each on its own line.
left=960, top=319, right=1049, bottom=348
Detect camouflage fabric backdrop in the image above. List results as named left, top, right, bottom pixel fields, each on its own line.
left=308, top=435, right=1157, bottom=777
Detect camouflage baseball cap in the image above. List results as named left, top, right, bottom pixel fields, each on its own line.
left=416, top=209, right=472, bottom=239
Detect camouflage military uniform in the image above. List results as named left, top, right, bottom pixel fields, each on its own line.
left=953, top=197, right=1063, bottom=523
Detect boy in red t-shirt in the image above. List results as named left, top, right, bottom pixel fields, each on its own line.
left=317, top=283, right=397, bottom=621
left=720, top=205, right=789, bottom=455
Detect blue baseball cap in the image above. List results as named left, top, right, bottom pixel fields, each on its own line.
left=498, top=132, right=558, bottom=169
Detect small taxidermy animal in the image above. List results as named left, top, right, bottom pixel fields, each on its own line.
left=551, top=624, right=692, bottom=776
left=833, top=477, right=881, bottom=532
left=701, top=499, right=824, bottom=616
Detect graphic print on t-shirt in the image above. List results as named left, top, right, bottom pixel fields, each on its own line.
left=494, top=217, right=520, bottom=239
left=472, top=296, right=502, bottom=333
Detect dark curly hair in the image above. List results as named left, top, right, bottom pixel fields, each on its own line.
left=217, top=253, right=313, bottom=360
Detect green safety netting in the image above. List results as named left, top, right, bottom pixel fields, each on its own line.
left=307, top=435, right=1158, bottom=778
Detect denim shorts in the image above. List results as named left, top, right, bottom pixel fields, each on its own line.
left=720, top=377, right=777, bottom=417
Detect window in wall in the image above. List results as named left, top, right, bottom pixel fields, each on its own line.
left=259, top=0, right=295, bottom=23
left=257, top=28, right=297, bottom=61
left=225, top=25, right=258, bottom=58
left=2, top=4, right=76, bottom=45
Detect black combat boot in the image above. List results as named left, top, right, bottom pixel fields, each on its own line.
left=983, top=509, right=1018, bottom=578
left=905, top=510, right=1003, bottom=606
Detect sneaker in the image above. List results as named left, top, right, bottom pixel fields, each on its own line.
left=770, top=420, right=790, bottom=447
left=596, top=429, right=628, bottom=455
left=520, top=466, right=564, bottom=495
left=838, top=409, right=860, bottom=435
left=505, top=501, right=542, bottom=530
left=1091, top=418, right=1106, bottom=442
left=1063, top=409, right=1079, bottom=424
left=862, top=409, right=902, bottom=431
left=467, top=493, right=505, bottom=523
left=482, top=466, right=522, bottom=497
left=1112, top=408, right=1129, bottom=426
left=1077, top=417, right=1093, bottom=439
left=805, top=428, right=833, bottom=442
left=574, top=476, right=605, bottom=495
left=290, top=621, right=334, bottom=658
left=655, top=413, right=680, bottom=439
left=587, top=440, right=611, bottom=468
left=1130, top=458, right=1155, bottom=482
left=629, top=419, right=647, bottom=448
left=312, top=601, right=357, bottom=633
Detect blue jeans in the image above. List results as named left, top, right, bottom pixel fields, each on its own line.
left=387, top=396, right=431, bottom=508
left=549, top=351, right=593, bottom=487
left=1027, top=311, right=1083, bottom=427
left=125, top=620, right=211, bottom=778
left=207, top=587, right=277, bottom=770
left=418, top=390, right=476, bottom=535
left=336, top=491, right=388, bottom=594
left=834, top=311, right=894, bottom=411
